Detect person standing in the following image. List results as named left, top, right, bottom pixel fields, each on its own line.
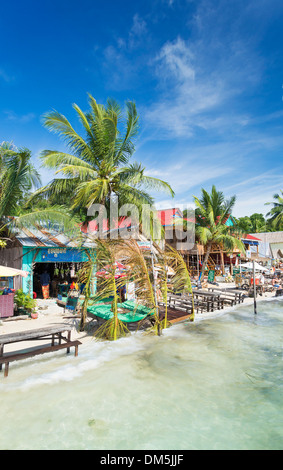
left=259, top=273, right=265, bottom=294
left=40, top=270, right=50, bottom=299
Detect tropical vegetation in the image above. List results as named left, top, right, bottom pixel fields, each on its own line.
left=77, top=238, right=195, bottom=339
left=265, top=190, right=283, bottom=231
left=0, top=142, right=78, bottom=244
left=193, top=185, right=245, bottom=278
left=1, top=93, right=283, bottom=341
left=29, top=94, right=174, bottom=226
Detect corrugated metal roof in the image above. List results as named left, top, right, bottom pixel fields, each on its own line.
left=14, top=227, right=96, bottom=248
left=250, top=232, right=283, bottom=244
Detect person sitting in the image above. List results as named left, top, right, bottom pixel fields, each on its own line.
left=2, top=287, right=12, bottom=295
left=272, top=277, right=281, bottom=288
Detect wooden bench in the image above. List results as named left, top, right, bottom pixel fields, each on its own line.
left=206, top=287, right=245, bottom=304
left=193, top=289, right=235, bottom=307
left=0, top=325, right=81, bottom=378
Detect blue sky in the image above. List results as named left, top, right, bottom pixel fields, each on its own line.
left=1, top=0, right=283, bottom=217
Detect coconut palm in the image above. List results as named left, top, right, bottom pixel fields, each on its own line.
left=0, top=143, right=78, bottom=239
left=31, top=95, right=174, bottom=224
left=78, top=240, right=129, bottom=338
left=194, top=186, right=245, bottom=278
left=266, top=190, right=283, bottom=230
left=0, top=144, right=41, bottom=222
left=121, top=239, right=161, bottom=334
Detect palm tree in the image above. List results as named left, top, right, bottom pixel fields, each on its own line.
left=77, top=238, right=196, bottom=336
left=78, top=240, right=129, bottom=338
left=0, top=143, right=78, bottom=240
left=266, top=190, right=283, bottom=230
left=0, top=143, right=41, bottom=221
left=194, top=186, right=245, bottom=278
left=31, top=95, right=174, bottom=224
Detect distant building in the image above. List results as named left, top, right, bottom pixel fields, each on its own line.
left=250, top=232, right=283, bottom=262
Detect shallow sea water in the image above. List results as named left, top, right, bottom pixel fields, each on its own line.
left=0, top=299, right=282, bottom=450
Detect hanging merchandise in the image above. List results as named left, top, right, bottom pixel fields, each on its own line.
left=70, top=263, right=75, bottom=278
left=60, top=264, right=65, bottom=278
left=54, top=263, right=59, bottom=276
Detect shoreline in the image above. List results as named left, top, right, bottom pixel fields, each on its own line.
left=0, top=285, right=281, bottom=353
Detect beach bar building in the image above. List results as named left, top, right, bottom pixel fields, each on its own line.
left=0, top=227, right=95, bottom=296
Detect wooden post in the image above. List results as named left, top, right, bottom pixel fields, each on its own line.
left=67, top=331, right=71, bottom=354
left=0, top=344, right=3, bottom=371
left=220, top=249, right=225, bottom=275
left=253, top=259, right=257, bottom=315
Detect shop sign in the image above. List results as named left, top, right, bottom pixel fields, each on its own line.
left=40, top=247, right=84, bottom=263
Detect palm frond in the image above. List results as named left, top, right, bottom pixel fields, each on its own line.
left=10, top=206, right=80, bottom=236
left=42, top=110, right=93, bottom=161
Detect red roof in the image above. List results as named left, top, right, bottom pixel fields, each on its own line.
left=244, top=234, right=261, bottom=241
left=156, top=208, right=184, bottom=226
left=80, top=217, right=132, bottom=234
left=81, top=208, right=194, bottom=233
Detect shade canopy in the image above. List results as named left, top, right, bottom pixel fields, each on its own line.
left=241, top=262, right=269, bottom=272
left=0, top=265, right=29, bottom=277
left=95, top=262, right=127, bottom=279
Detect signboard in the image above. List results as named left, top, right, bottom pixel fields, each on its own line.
left=207, top=270, right=215, bottom=283
left=137, top=241, right=151, bottom=250
left=40, top=247, right=85, bottom=263
left=246, top=250, right=252, bottom=259
left=66, top=289, right=80, bottom=311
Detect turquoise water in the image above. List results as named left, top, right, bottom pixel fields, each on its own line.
left=0, top=299, right=282, bottom=450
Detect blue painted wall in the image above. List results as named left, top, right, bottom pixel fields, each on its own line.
left=21, top=247, right=95, bottom=295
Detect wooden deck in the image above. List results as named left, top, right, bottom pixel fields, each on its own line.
left=156, top=288, right=247, bottom=325
left=158, top=306, right=193, bottom=324
left=0, top=325, right=81, bottom=378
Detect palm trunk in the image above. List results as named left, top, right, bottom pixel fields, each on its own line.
left=79, top=250, right=94, bottom=331
left=112, top=276, right=118, bottom=341
left=150, top=237, right=161, bottom=335
left=164, top=275, right=168, bottom=329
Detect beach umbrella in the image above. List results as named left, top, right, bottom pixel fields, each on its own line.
left=240, top=262, right=269, bottom=272
left=0, top=265, right=29, bottom=277
left=95, top=262, right=128, bottom=279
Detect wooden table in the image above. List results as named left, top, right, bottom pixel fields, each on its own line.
left=0, top=325, right=81, bottom=377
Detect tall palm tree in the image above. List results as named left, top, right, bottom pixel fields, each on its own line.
left=31, top=95, right=174, bottom=224
left=266, top=190, right=283, bottom=230
left=194, top=186, right=245, bottom=278
left=0, top=143, right=78, bottom=240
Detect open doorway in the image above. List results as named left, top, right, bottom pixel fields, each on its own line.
left=33, top=262, right=80, bottom=299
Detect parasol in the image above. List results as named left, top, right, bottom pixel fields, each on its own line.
left=0, top=265, right=29, bottom=277
left=95, top=262, right=128, bottom=279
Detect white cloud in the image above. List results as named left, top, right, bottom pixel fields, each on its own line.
left=0, top=69, right=15, bottom=83
left=3, top=110, right=36, bottom=123
left=129, top=14, right=147, bottom=49
left=142, top=0, right=266, bottom=139
left=225, top=172, right=283, bottom=217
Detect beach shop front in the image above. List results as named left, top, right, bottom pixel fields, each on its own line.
left=0, top=227, right=96, bottom=297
